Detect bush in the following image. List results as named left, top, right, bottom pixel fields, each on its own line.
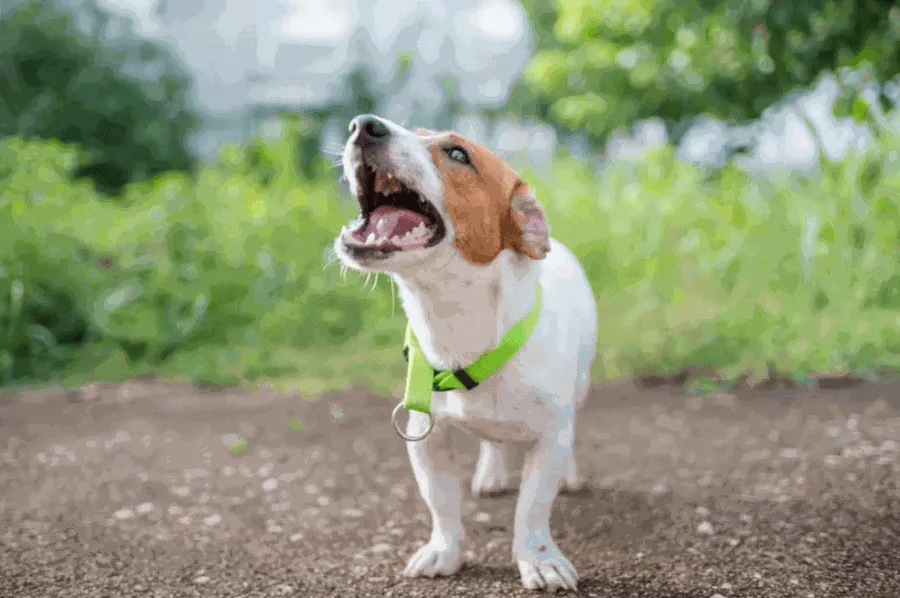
left=0, top=0, right=200, bottom=194
left=521, top=140, right=900, bottom=383
left=0, top=130, right=392, bottom=388
left=1, top=124, right=899, bottom=393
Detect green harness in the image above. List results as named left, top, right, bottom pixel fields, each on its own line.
left=401, top=283, right=543, bottom=415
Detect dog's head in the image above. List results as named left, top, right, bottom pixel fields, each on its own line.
left=334, top=114, right=551, bottom=274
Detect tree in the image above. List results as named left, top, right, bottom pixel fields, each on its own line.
left=0, top=0, right=200, bottom=194
left=520, top=0, right=900, bottom=146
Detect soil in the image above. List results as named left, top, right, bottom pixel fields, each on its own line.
left=2, top=378, right=900, bottom=597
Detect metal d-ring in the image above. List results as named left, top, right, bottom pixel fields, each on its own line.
left=391, top=401, right=434, bottom=442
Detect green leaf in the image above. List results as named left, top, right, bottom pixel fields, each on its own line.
left=229, top=440, right=249, bottom=455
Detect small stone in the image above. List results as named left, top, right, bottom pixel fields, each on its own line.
left=696, top=521, right=715, bottom=536
left=371, top=543, right=393, bottom=553
left=193, top=576, right=210, bottom=584
left=262, top=478, right=278, bottom=492
left=342, top=508, right=365, bottom=518
left=136, top=502, right=154, bottom=515
left=114, top=509, right=135, bottom=521
left=274, top=585, right=294, bottom=595
left=203, top=514, right=222, bottom=526
left=221, top=433, right=241, bottom=447
left=289, top=533, right=304, bottom=543
left=474, top=512, right=491, bottom=523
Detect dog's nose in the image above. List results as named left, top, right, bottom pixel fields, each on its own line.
left=349, top=114, right=391, bottom=146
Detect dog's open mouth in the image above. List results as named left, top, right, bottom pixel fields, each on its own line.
left=341, top=165, right=445, bottom=254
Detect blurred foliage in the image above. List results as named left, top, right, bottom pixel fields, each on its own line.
left=519, top=0, right=900, bottom=144
left=2, top=118, right=900, bottom=393
left=0, top=121, right=393, bottom=389
left=0, top=0, right=199, bottom=194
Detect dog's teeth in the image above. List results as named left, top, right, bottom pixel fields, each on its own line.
left=366, top=232, right=376, bottom=245
left=376, top=219, right=386, bottom=233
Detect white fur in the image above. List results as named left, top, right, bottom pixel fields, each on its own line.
left=335, top=117, right=598, bottom=593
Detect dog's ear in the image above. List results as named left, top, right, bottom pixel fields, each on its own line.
left=501, top=183, right=551, bottom=260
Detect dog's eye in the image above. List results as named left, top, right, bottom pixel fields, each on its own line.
left=446, top=147, right=471, bottom=165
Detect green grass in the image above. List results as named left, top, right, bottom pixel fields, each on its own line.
left=2, top=125, right=899, bottom=396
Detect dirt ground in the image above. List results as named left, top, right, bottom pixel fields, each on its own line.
left=2, top=378, right=900, bottom=598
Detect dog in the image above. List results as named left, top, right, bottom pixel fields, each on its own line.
left=333, top=114, right=597, bottom=593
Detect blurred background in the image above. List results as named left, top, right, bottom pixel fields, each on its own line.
left=2, top=0, right=899, bottom=396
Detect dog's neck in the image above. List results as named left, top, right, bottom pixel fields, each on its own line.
left=391, top=250, right=540, bottom=371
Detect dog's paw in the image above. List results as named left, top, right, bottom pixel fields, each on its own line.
left=471, top=442, right=516, bottom=496
left=402, top=540, right=464, bottom=579
left=559, top=475, right=587, bottom=494
left=559, top=458, right=587, bottom=494
left=517, top=542, right=578, bottom=593
left=471, top=466, right=516, bottom=496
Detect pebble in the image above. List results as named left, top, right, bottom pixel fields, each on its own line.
left=475, top=512, right=491, bottom=523
left=114, top=508, right=135, bottom=521
left=274, top=584, right=294, bottom=595
left=136, top=502, right=154, bottom=515
left=371, top=543, right=393, bottom=553
left=193, top=576, right=210, bottom=584
left=262, top=478, right=278, bottom=492
left=221, top=434, right=241, bottom=447
left=203, top=514, right=222, bottom=526
left=697, top=521, right=715, bottom=536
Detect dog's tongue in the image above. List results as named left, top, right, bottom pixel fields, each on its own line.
left=364, top=205, right=428, bottom=238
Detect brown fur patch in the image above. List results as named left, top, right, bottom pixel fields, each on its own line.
left=423, top=134, right=550, bottom=265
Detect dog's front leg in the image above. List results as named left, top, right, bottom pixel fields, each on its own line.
left=402, top=411, right=466, bottom=579
left=513, top=419, right=578, bottom=592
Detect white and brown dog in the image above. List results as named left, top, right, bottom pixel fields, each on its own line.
left=333, top=114, right=597, bottom=593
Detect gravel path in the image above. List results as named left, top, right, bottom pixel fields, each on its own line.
left=2, top=378, right=900, bottom=597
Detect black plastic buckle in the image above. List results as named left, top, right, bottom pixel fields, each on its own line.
left=452, top=369, right=479, bottom=390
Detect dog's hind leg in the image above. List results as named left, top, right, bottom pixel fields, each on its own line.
left=402, top=412, right=467, bottom=579
left=471, top=440, right=516, bottom=496
left=560, top=375, right=590, bottom=494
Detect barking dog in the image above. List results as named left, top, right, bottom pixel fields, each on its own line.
left=333, top=114, right=597, bottom=593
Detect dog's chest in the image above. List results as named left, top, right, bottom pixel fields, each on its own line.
left=431, top=381, right=546, bottom=443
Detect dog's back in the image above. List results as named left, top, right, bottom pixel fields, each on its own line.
left=536, top=238, right=598, bottom=407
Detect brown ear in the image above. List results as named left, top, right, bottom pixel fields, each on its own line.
left=501, top=184, right=551, bottom=260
